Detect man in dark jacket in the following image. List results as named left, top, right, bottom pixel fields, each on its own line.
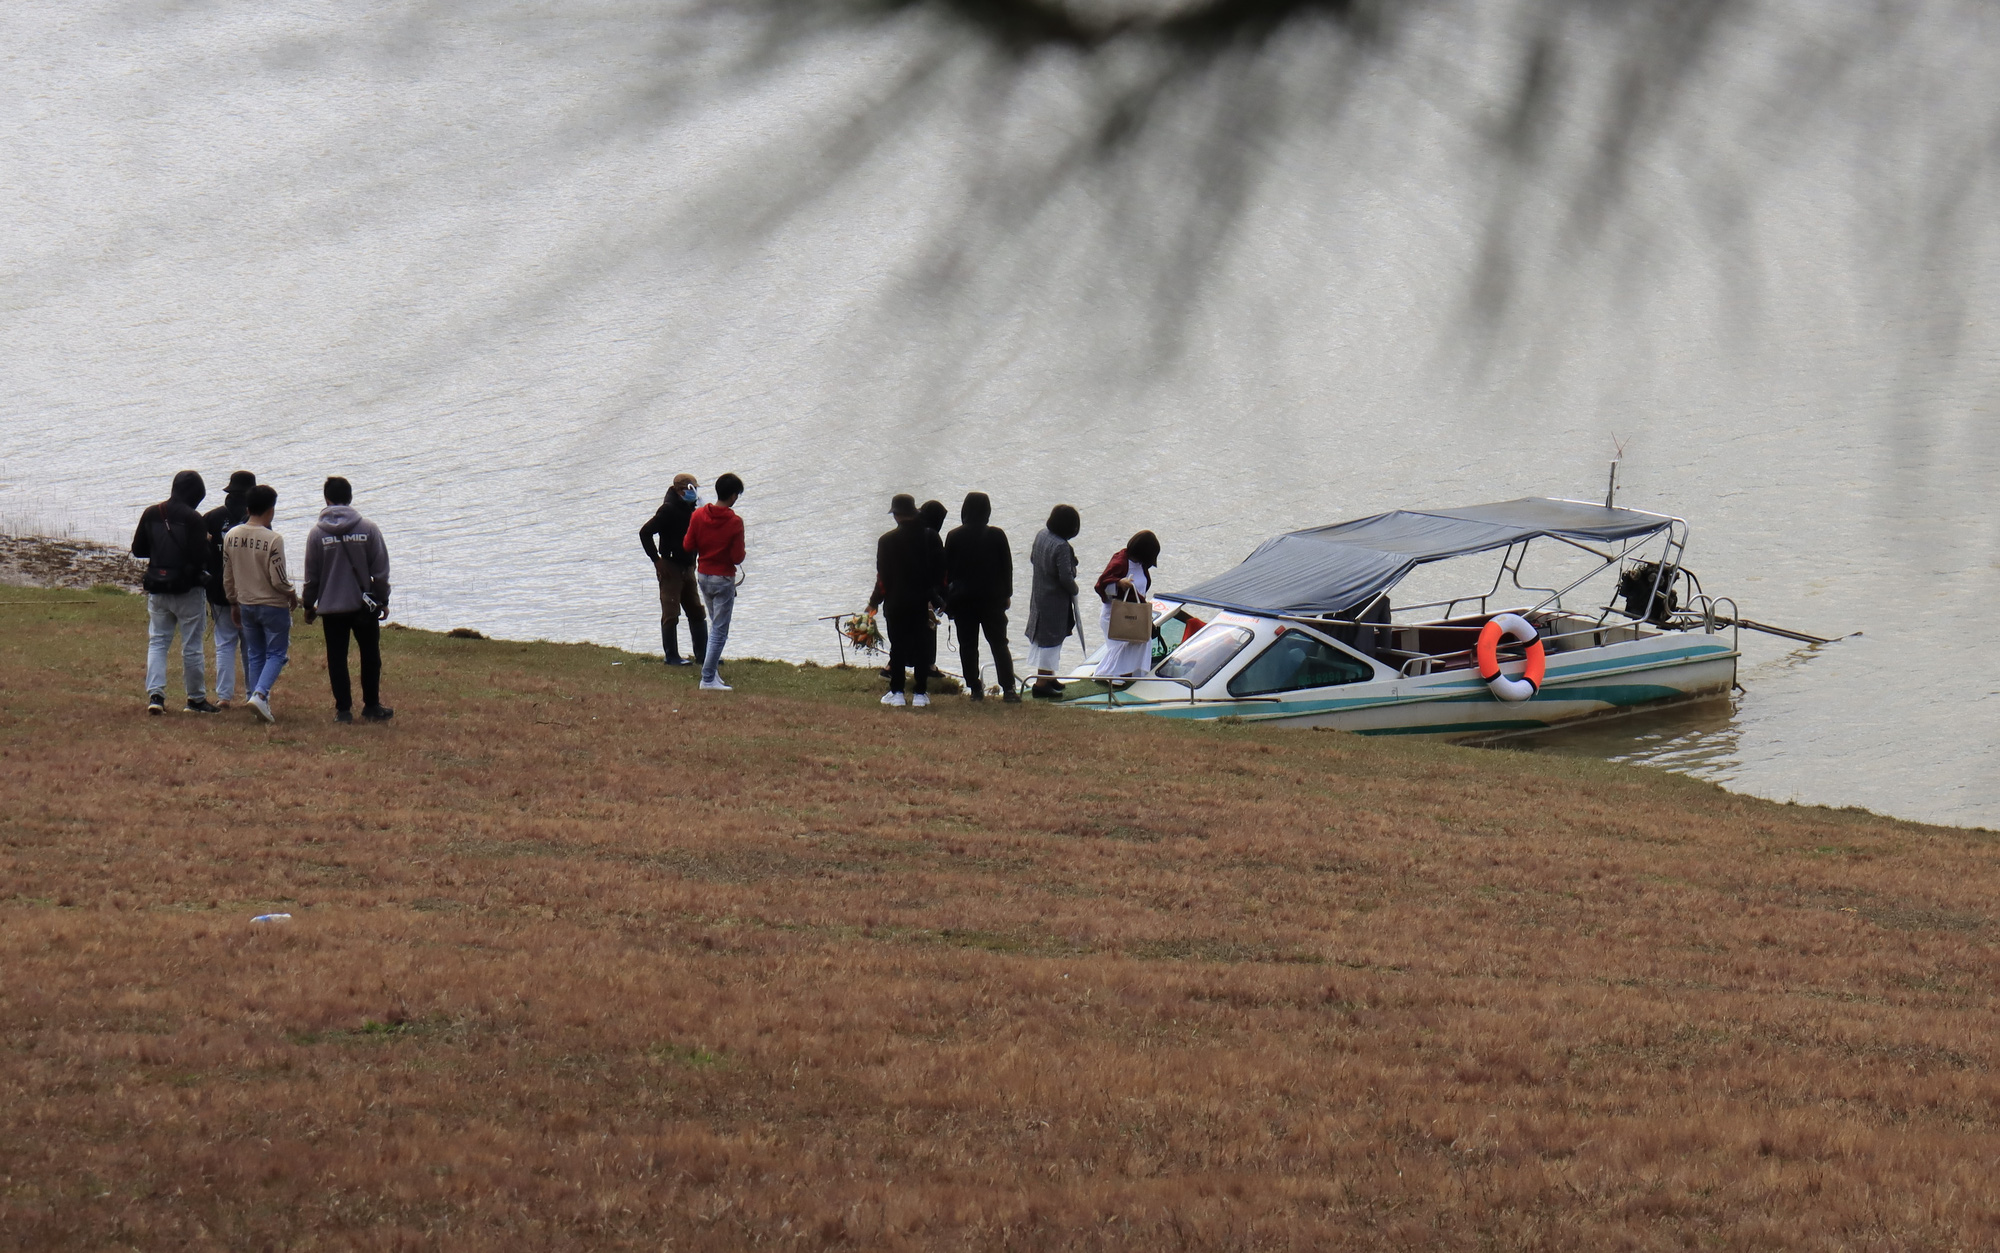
left=943, top=491, right=1018, bottom=702
left=867, top=493, right=944, bottom=708
left=302, top=476, right=394, bottom=724
left=131, top=470, right=219, bottom=715
left=202, top=470, right=257, bottom=707
left=639, top=473, right=707, bottom=666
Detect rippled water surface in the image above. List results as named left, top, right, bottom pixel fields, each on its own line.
left=3, top=0, right=1995, bottom=826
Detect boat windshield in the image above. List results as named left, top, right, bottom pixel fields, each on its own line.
left=1154, top=623, right=1254, bottom=689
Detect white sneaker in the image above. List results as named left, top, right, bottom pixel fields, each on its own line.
left=249, top=693, right=275, bottom=723
left=700, top=679, right=732, bottom=691
left=912, top=693, right=930, bottom=708
left=880, top=691, right=906, bottom=707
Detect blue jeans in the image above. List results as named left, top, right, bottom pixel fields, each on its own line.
left=238, top=604, right=293, bottom=697
left=696, top=573, right=736, bottom=684
left=209, top=601, right=243, bottom=701
left=146, top=590, right=207, bottom=700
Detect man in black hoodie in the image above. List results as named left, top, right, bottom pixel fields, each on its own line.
left=944, top=491, right=1018, bottom=702
left=638, top=473, right=707, bottom=666
left=867, top=493, right=944, bottom=708
left=202, top=470, right=257, bottom=708
left=131, top=470, right=219, bottom=715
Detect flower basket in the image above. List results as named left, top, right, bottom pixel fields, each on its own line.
left=841, top=611, right=885, bottom=654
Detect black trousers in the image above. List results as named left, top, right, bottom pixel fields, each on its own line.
left=321, top=610, right=381, bottom=711
left=952, top=606, right=1016, bottom=694
left=883, top=606, right=936, bottom=695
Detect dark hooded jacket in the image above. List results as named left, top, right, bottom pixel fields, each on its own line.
left=201, top=471, right=257, bottom=605
left=640, top=492, right=697, bottom=567
left=870, top=517, right=945, bottom=615
left=303, top=505, right=391, bottom=615
left=131, top=471, right=208, bottom=596
left=943, top=492, right=1012, bottom=615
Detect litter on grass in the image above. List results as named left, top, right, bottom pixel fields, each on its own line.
left=251, top=913, right=292, bottom=923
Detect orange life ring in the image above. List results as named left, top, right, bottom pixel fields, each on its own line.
left=1476, top=613, right=1545, bottom=702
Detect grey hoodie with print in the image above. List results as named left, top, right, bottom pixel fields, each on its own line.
left=302, top=505, right=391, bottom=615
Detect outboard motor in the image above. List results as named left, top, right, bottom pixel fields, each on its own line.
left=1616, top=562, right=1680, bottom=626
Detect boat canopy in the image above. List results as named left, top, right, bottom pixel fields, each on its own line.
left=1162, top=497, right=1675, bottom=618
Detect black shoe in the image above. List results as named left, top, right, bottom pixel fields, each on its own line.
left=335, top=709, right=354, bottom=724
left=147, top=693, right=165, bottom=716
left=361, top=705, right=395, bottom=722
left=968, top=689, right=984, bottom=701
left=185, top=699, right=221, bottom=714
left=663, top=653, right=692, bottom=666
left=1031, top=684, right=1063, bottom=700
left=1002, top=690, right=1022, bottom=704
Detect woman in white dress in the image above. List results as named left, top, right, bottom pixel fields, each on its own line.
left=1093, top=530, right=1162, bottom=680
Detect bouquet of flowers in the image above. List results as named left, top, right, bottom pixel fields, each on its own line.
left=841, top=610, right=885, bottom=654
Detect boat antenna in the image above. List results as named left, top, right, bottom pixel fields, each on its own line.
left=1603, top=434, right=1628, bottom=509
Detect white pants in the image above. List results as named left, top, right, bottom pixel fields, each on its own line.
left=1026, top=643, right=1064, bottom=673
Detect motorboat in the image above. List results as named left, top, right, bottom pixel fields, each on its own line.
left=1060, top=497, right=1741, bottom=737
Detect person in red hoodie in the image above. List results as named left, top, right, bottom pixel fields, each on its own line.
left=682, top=472, right=745, bottom=691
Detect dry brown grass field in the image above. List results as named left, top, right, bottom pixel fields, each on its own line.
left=3, top=586, right=1997, bottom=1250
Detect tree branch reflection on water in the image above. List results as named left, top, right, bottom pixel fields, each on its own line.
left=641, top=0, right=1995, bottom=377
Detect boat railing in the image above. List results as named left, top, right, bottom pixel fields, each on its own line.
left=1051, top=672, right=1286, bottom=707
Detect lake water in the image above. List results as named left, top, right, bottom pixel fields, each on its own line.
left=3, top=0, right=1995, bottom=827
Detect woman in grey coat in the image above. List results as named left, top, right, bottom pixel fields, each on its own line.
left=1025, top=503, right=1081, bottom=699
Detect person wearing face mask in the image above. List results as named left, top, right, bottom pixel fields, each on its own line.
left=640, top=474, right=708, bottom=666
left=201, top=470, right=258, bottom=708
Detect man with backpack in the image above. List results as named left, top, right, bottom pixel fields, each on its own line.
left=302, top=476, right=394, bottom=724
left=131, top=470, right=219, bottom=715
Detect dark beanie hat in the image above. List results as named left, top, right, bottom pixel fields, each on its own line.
left=919, top=500, right=947, bottom=533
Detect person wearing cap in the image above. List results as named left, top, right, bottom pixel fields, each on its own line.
left=639, top=473, right=707, bottom=666
left=683, top=472, right=745, bottom=691
left=867, top=493, right=945, bottom=708
left=201, top=470, right=258, bottom=708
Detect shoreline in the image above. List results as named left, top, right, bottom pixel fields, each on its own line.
left=0, top=532, right=144, bottom=593
left=11, top=532, right=1975, bottom=834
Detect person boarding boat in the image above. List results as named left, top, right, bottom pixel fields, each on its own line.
left=1093, top=530, right=1161, bottom=680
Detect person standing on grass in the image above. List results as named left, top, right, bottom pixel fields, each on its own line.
left=1024, top=503, right=1081, bottom=699
left=640, top=473, right=707, bottom=667
left=302, top=476, right=394, bottom=724
left=944, top=491, right=1018, bottom=702
left=131, top=470, right=218, bottom=715
left=201, top=470, right=257, bottom=709
left=223, top=484, right=298, bottom=724
left=868, top=493, right=945, bottom=708
left=683, top=471, right=745, bottom=692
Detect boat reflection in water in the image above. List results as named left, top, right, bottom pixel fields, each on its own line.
left=1478, top=694, right=1746, bottom=783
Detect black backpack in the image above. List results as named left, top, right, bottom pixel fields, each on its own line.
left=140, top=504, right=201, bottom=596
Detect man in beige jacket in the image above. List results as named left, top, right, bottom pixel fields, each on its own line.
left=222, top=485, right=299, bottom=723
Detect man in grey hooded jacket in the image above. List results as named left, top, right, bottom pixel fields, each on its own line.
left=302, top=476, right=394, bottom=723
